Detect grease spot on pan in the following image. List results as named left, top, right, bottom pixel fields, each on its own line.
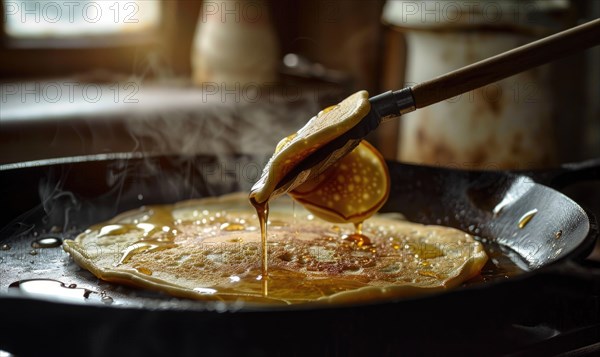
left=32, top=237, right=63, bottom=249
left=8, top=279, right=113, bottom=305
left=518, top=209, right=538, bottom=229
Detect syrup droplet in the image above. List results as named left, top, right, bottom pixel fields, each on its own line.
left=31, top=237, right=62, bottom=248
left=518, top=209, right=538, bottom=229
left=342, top=234, right=371, bottom=247
left=1, top=244, right=10, bottom=251
left=29, top=250, right=38, bottom=256
left=342, top=221, right=372, bottom=247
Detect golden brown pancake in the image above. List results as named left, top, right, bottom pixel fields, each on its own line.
left=63, top=193, right=488, bottom=306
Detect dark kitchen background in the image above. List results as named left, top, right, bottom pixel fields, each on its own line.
left=1, top=0, right=598, bottom=165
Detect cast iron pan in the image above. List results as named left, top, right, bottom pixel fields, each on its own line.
left=0, top=153, right=599, bottom=356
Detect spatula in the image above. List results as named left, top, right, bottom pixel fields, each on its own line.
left=277, top=18, right=600, bottom=191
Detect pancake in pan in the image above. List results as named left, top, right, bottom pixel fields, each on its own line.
left=63, top=193, right=487, bottom=305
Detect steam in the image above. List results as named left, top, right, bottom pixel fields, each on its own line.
left=2, top=56, right=324, bottom=237
left=124, top=85, right=321, bottom=192
left=22, top=87, right=321, bottom=233
left=126, top=89, right=317, bottom=155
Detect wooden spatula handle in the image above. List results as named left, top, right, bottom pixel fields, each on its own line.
left=411, top=18, right=600, bottom=109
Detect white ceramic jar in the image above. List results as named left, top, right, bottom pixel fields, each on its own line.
left=382, top=0, right=568, bottom=169
left=191, top=0, right=279, bottom=87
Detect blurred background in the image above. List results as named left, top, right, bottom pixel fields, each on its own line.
left=0, top=0, right=599, bottom=168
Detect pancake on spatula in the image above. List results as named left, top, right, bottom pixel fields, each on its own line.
left=250, top=90, right=371, bottom=204
left=63, top=193, right=487, bottom=305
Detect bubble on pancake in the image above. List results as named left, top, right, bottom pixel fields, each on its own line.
left=250, top=90, right=371, bottom=204
left=63, top=193, right=488, bottom=306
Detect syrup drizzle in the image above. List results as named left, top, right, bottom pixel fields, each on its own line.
left=250, top=196, right=269, bottom=297
left=355, top=222, right=363, bottom=235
